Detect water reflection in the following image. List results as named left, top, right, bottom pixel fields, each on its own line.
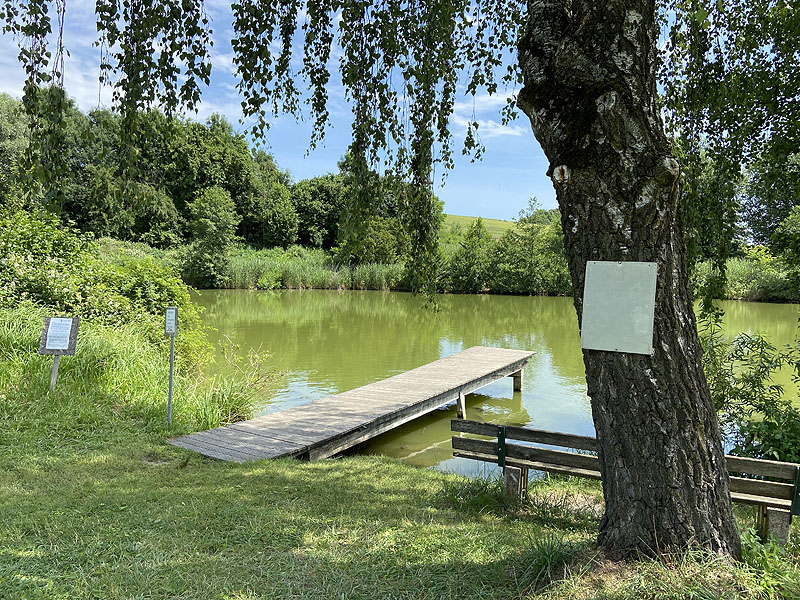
left=195, top=289, right=798, bottom=474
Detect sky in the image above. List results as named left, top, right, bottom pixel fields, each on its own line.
left=0, top=1, right=557, bottom=220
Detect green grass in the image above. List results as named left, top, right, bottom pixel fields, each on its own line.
left=444, top=214, right=515, bottom=240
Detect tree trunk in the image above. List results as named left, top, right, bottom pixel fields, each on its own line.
left=517, top=0, right=740, bottom=557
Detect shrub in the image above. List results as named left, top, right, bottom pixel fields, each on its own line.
left=182, top=186, right=240, bottom=288
left=701, top=314, right=800, bottom=462
left=446, top=217, right=493, bottom=293
left=0, top=205, right=208, bottom=368
left=337, top=215, right=410, bottom=265
left=692, top=247, right=798, bottom=302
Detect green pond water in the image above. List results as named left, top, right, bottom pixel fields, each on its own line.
left=195, top=289, right=799, bottom=476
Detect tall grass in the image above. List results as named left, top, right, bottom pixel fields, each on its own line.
left=0, top=304, right=273, bottom=433
left=228, top=245, right=407, bottom=291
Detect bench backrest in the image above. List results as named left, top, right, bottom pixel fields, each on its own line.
left=451, top=419, right=800, bottom=515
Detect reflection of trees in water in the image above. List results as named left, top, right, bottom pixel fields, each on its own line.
left=197, top=290, right=588, bottom=396
left=714, top=300, right=799, bottom=343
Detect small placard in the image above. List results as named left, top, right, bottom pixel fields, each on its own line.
left=165, top=307, right=178, bottom=336
left=580, top=261, right=658, bottom=355
left=39, top=317, right=80, bottom=355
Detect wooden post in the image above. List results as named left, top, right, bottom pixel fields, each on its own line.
left=456, top=391, right=466, bottom=419
left=756, top=505, right=767, bottom=541
left=757, top=506, right=791, bottom=545
left=512, top=370, right=523, bottom=392
left=503, top=465, right=526, bottom=500
left=49, top=355, right=61, bottom=393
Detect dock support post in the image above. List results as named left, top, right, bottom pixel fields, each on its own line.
left=456, top=391, right=466, bottom=419
left=503, top=466, right=528, bottom=500
left=512, top=370, right=523, bottom=392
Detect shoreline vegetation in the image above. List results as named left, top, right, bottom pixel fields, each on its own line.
left=100, top=230, right=799, bottom=303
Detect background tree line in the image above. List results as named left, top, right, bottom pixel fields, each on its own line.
left=1, top=89, right=796, bottom=299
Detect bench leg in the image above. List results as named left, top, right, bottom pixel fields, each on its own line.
left=503, top=466, right=527, bottom=500
left=756, top=506, right=792, bottom=545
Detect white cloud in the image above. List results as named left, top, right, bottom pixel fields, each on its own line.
left=453, top=91, right=518, bottom=115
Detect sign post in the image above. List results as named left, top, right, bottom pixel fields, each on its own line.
left=38, top=317, right=80, bottom=392
left=165, top=307, right=178, bottom=424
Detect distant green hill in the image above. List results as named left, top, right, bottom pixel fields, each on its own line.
left=443, top=214, right=514, bottom=239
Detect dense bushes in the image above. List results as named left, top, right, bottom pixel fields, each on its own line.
left=446, top=218, right=494, bottom=293
left=0, top=204, right=208, bottom=365
left=442, top=212, right=572, bottom=296
left=692, top=246, right=799, bottom=302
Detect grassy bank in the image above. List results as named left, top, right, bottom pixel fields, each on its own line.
left=2, top=308, right=800, bottom=599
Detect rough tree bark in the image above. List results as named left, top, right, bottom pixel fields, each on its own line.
left=517, top=0, right=741, bottom=557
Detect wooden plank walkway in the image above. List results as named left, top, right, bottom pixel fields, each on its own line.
left=169, top=346, right=535, bottom=463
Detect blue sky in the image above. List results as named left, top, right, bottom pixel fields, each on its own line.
left=0, top=0, right=557, bottom=220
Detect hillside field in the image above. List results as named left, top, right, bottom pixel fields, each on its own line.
left=444, top=214, right=514, bottom=239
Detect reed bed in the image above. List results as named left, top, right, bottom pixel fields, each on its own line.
left=228, top=246, right=407, bottom=291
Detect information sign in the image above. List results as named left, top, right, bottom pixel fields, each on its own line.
left=165, top=307, right=178, bottom=336
left=38, top=316, right=80, bottom=392
left=38, top=316, right=79, bottom=356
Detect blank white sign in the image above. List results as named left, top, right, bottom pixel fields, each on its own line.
left=580, top=261, right=658, bottom=355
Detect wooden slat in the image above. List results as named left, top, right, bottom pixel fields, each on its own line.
left=725, top=455, right=800, bottom=481
left=451, top=419, right=597, bottom=451
left=731, top=491, right=793, bottom=511
left=452, top=436, right=599, bottom=471
left=729, top=476, right=795, bottom=500
left=452, top=450, right=602, bottom=480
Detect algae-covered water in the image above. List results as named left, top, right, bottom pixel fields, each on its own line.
left=195, top=289, right=798, bottom=475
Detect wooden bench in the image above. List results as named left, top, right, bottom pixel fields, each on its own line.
left=451, top=419, right=800, bottom=544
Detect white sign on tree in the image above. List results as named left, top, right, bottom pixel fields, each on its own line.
left=580, top=261, right=658, bottom=355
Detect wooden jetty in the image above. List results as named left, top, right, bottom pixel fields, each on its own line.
left=169, top=346, right=535, bottom=463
